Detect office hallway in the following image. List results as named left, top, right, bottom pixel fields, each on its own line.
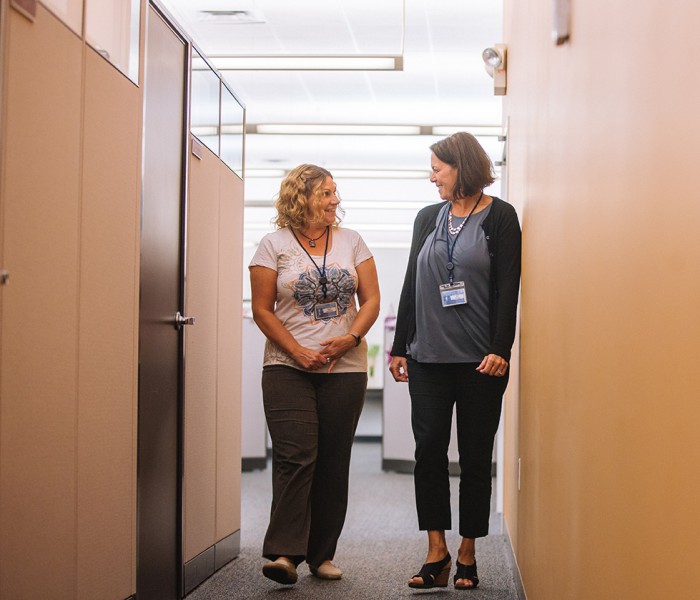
left=187, top=441, right=524, bottom=599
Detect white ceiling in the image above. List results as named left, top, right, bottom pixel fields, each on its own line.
left=158, top=0, right=504, bottom=249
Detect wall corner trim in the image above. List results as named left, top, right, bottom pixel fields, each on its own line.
left=10, top=0, right=37, bottom=21
left=503, top=519, right=528, bottom=600
left=191, top=136, right=204, bottom=160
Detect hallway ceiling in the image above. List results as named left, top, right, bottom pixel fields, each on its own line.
left=159, top=0, right=504, bottom=249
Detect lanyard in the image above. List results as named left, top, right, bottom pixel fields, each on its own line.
left=445, top=192, right=482, bottom=284
left=291, top=226, right=330, bottom=298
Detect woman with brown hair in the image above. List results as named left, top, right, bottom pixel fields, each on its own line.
left=250, top=164, right=380, bottom=585
left=389, top=132, right=521, bottom=590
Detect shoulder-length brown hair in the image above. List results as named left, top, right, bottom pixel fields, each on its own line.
left=273, top=164, right=342, bottom=229
left=430, top=132, right=495, bottom=198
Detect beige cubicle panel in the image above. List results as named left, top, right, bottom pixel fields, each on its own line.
left=1, top=2, right=244, bottom=597
left=183, top=137, right=243, bottom=592
left=215, top=164, right=243, bottom=547
left=77, top=47, right=140, bottom=598
left=0, top=5, right=141, bottom=599
left=184, top=139, right=221, bottom=561
left=0, top=7, right=83, bottom=596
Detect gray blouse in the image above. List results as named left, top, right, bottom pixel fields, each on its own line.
left=407, top=202, right=492, bottom=363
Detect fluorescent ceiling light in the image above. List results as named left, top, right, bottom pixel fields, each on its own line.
left=246, top=125, right=503, bottom=137
left=332, top=169, right=429, bottom=179
left=245, top=169, right=287, bottom=178
left=245, top=169, right=430, bottom=179
left=432, top=126, right=503, bottom=137
left=191, top=126, right=218, bottom=137
left=221, top=125, right=244, bottom=134
left=245, top=222, right=412, bottom=232
left=245, top=200, right=432, bottom=210
left=254, top=124, right=421, bottom=135
left=209, top=54, right=403, bottom=71
left=336, top=200, right=431, bottom=210
left=357, top=241, right=411, bottom=249
left=244, top=239, right=411, bottom=250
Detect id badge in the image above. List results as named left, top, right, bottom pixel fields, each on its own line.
left=440, top=281, right=467, bottom=307
left=314, top=301, right=340, bottom=320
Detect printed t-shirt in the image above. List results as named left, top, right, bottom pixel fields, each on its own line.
left=249, top=226, right=373, bottom=373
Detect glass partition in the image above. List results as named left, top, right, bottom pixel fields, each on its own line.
left=190, top=50, right=221, bottom=155
left=85, top=0, right=141, bottom=83
left=220, top=85, right=245, bottom=178
left=41, top=0, right=83, bottom=35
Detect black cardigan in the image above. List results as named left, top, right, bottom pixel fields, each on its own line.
left=390, top=197, right=521, bottom=362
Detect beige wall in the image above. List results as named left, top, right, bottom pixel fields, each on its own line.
left=0, top=5, right=140, bottom=599
left=503, top=1, right=700, bottom=598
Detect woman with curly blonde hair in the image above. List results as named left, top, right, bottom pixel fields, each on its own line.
left=249, top=164, right=380, bottom=586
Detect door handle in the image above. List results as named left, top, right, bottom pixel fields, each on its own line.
left=174, top=311, right=196, bottom=328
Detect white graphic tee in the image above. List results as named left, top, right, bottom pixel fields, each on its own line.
left=249, top=227, right=373, bottom=373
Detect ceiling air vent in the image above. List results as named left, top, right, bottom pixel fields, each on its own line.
left=198, top=10, right=266, bottom=24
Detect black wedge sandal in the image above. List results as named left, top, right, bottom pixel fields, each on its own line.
left=407, top=553, right=452, bottom=589
left=454, top=559, right=479, bottom=590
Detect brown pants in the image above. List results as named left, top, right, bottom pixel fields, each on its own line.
left=261, top=365, right=367, bottom=567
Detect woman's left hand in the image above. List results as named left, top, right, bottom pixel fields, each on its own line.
left=476, top=353, right=509, bottom=377
left=319, top=334, right=357, bottom=370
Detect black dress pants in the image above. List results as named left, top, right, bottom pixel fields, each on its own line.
left=407, top=358, right=507, bottom=538
left=261, top=365, right=366, bottom=566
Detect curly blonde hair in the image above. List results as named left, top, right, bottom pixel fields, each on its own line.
left=273, top=164, right=342, bottom=229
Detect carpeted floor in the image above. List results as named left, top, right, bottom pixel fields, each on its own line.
left=187, top=441, right=524, bottom=600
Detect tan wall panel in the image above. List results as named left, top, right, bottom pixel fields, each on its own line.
left=216, top=167, right=243, bottom=537
left=501, top=118, right=522, bottom=553
left=502, top=320, right=520, bottom=552
left=183, top=141, right=220, bottom=560
left=0, top=6, right=82, bottom=598
left=76, top=48, right=140, bottom=599
left=504, top=1, right=700, bottom=598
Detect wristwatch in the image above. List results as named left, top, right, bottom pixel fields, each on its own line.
left=348, top=333, right=362, bottom=346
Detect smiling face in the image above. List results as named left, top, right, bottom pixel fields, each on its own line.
left=430, top=152, right=458, bottom=201
left=317, top=176, right=340, bottom=226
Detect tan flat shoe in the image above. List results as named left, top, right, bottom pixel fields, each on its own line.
left=262, top=557, right=298, bottom=584
left=310, top=561, right=343, bottom=580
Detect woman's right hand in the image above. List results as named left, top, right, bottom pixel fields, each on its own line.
left=291, top=346, right=330, bottom=371
left=389, top=356, right=409, bottom=382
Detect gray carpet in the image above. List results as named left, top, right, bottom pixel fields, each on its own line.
left=187, top=441, right=524, bottom=599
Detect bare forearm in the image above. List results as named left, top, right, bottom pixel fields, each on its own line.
left=348, top=297, right=380, bottom=338
left=252, top=309, right=301, bottom=356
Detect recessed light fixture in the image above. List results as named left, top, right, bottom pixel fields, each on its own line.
left=245, top=200, right=432, bottom=211
left=245, top=169, right=288, bottom=178
left=191, top=126, right=219, bottom=137
left=198, top=10, right=266, bottom=24
left=253, top=124, right=420, bottom=135
left=332, top=169, right=429, bottom=179
left=245, top=168, right=430, bottom=179
left=431, top=126, right=503, bottom=137
left=209, top=54, right=403, bottom=71
left=245, top=124, right=501, bottom=137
